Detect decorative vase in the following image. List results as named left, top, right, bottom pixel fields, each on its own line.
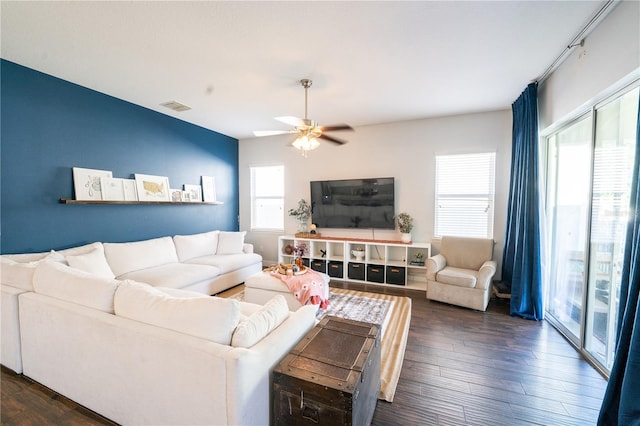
left=298, top=220, right=308, bottom=233
left=401, top=233, right=411, bottom=243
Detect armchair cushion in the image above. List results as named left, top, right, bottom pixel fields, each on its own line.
left=436, top=267, right=477, bottom=288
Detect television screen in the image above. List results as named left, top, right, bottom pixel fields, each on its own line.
left=310, top=177, right=395, bottom=229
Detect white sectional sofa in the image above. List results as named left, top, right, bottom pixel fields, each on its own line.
left=0, top=231, right=317, bottom=425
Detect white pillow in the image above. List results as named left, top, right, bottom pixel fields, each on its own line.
left=231, top=295, right=289, bottom=348
left=32, top=261, right=121, bottom=313
left=114, top=280, right=241, bottom=345
left=0, top=250, right=74, bottom=291
left=173, top=231, right=220, bottom=261
left=216, top=231, right=246, bottom=255
left=66, top=247, right=115, bottom=279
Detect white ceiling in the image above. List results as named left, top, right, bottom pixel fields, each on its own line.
left=1, top=1, right=606, bottom=140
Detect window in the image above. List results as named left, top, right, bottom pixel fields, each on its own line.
left=250, top=165, right=284, bottom=230
left=434, top=152, right=496, bottom=238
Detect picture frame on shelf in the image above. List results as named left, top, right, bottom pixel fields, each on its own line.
left=134, top=174, right=171, bottom=202
left=182, top=191, right=191, bottom=202
left=170, top=189, right=183, bottom=203
left=201, top=176, right=217, bottom=202
left=72, top=167, right=113, bottom=201
left=101, top=177, right=126, bottom=201
left=122, top=179, right=138, bottom=201
left=184, top=184, right=202, bottom=202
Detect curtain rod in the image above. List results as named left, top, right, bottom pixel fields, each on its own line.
left=535, top=0, right=618, bottom=84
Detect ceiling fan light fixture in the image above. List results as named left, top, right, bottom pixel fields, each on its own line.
left=292, top=134, right=320, bottom=157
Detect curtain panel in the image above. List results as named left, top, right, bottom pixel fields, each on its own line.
left=502, top=83, right=544, bottom=320
left=598, top=93, right=640, bottom=426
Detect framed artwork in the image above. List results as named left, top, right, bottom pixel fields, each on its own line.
left=134, top=174, right=171, bottom=202
left=184, top=184, right=202, bottom=202
left=73, top=167, right=113, bottom=200
left=122, top=179, right=138, bottom=201
left=101, top=177, right=126, bottom=201
left=182, top=191, right=192, bottom=202
left=201, top=176, right=217, bottom=202
left=170, top=189, right=183, bottom=203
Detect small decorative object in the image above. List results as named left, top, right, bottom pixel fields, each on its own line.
left=73, top=167, right=113, bottom=200
left=310, top=224, right=317, bottom=234
left=396, top=212, right=413, bottom=243
left=201, top=176, right=217, bottom=202
left=320, top=249, right=327, bottom=258
left=293, top=242, right=308, bottom=259
left=283, top=244, right=294, bottom=255
left=288, top=199, right=311, bottom=233
left=184, top=184, right=202, bottom=202
left=134, top=174, right=171, bottom=202
left=410, top=252, right=425, bottom=266
left=351, top=248, right=365, bottom=261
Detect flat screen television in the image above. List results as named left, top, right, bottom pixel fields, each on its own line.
left=310, top=177, right=395, bottom=229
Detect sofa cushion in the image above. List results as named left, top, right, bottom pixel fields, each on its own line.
left=436, top=266, right=477, bottom=288
left=185, top=253, right=262, bottom=274
left=114, top=280, right=241, bottom=345
left=66, top=246, right=115, bottom=279
left=117, top=263, right=221, bottom=289
left=216, top=231, right=246, bottom=255
left=103, top=237, right=179, bottom=277
left=231, top=295, right=289, bottom=348
left=32, top=261, right=121, bottom=313
left=1, top=243, right=103, bottom=291
left=173, top=231, right=220, bottom=262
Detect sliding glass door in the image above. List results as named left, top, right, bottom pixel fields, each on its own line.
left=545, top=84, right=639, bottom=373
left=546, top=116, right=593, bottom=343
left=584, top=87, right=639, bottom=370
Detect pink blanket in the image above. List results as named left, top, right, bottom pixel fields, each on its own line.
left=269, top=269, right=330, bottom=309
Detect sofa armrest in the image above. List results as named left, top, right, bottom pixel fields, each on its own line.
left=242, top=243, right=254, bottom=254
left=426, top=254, right=446, bottom=280
left=476, top=260, right=497, bottom=290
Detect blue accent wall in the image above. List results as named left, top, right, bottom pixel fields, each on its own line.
left=1, top=60, right=239, bottom=254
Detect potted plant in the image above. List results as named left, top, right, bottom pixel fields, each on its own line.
left=288, top=199, right=311, bottom=232
left=396, top=212, right=413, bottom=243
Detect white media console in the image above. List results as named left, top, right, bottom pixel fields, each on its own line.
left=278, top=235, right=431, bottom=291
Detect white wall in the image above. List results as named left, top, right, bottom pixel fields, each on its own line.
left=239, top=110, right=512, bottom=278
left=538, top=0, right=640, bottom=131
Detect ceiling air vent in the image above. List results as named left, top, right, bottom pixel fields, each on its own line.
left=160, top=101, right=191, bottom=112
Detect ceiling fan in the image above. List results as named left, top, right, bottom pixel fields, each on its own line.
left=253, top=79, right=353, bottom=153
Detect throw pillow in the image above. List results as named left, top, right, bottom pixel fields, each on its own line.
left=66, top=247, right=115, bottom=279
left=173, top=231, right=220, bottom=261
left=32, top=261, right=121, bottom=313
left=231, top=295, right=289, bottom=348
left=216, top=231, right=246, bottom=255
left=114, top=280, right=241, bottom=345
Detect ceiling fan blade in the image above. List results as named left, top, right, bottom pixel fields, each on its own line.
left=319, top=124, right=354, bottom=132
left=319, top=133, right=348, bottom=145
left=275, top=116, right=306, bottom=127
left=253, top=130, right=293, bottom=137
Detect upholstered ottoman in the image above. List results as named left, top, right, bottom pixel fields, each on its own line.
left=244, top=271, right=330, bottom=311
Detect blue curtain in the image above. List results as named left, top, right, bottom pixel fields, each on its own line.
left=598, top=93, right=640, bottom=426
left=502, top=83, right=544, bottom=320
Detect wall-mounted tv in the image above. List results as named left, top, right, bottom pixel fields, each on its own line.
left=310, top=177, right=395, bottom=229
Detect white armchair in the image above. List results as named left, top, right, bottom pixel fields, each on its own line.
left=426, top=236, right=497, bottom=311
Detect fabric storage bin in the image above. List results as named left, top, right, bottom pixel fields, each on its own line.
left=386, top=266, right=406, bottom=285
left=310, top=260, right=326, bottom=273
left=348, top=262, right=365, bottom=280
left=328, top=261, right=344, bottom=279
left=366, top=265, right=385, bottom=283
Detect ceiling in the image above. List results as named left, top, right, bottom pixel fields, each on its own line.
left=1, top=1, right=607, bottom=140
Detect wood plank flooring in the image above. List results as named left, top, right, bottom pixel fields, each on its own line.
left=1, top=282, right=607, bottom=425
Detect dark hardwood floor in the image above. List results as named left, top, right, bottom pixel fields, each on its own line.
left=1, top=282, right=607, bottom=425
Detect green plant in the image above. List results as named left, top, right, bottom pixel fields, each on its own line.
left=415, top=252, right=424, bottom=260
left=396, top=212, right=413, bottom=233
left=288, top=199, right=311, bottom=222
